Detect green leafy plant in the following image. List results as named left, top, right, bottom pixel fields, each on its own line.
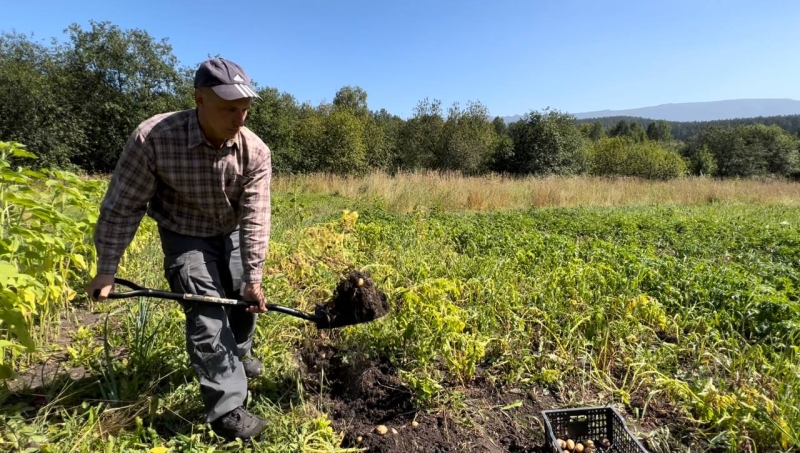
left=0, top=141, right=105, bottom=376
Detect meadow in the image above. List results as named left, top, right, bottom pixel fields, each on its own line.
left=1, top=140, right=798, bottom=452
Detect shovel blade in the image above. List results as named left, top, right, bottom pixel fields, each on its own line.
left=312, top=304, right=388, bottom=329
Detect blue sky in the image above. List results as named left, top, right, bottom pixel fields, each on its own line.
left=2, top=0, right=799, bottom=118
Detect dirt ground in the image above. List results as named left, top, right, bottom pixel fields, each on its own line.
left=296, top=341, right=672, bottom=453
left=292, top=323, right=697, bottom=453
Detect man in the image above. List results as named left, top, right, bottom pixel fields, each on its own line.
left=87, top=58, right=272, bottom=441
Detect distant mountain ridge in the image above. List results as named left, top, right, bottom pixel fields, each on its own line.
left=500, top=98, right=800, bottom=123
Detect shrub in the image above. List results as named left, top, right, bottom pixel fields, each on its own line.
left=588, top=137, right=687, bottom=180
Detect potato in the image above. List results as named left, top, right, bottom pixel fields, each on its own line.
left=574, top=443, right=584, bottom=453
left=556, top=438, right=566, bottom=449
left=566, top=439, right=575, bottom=450
left=583, top=440, right=594, bottom=448
left=412, top=421, right=419, bottom=427
left=357, top=278, right=364, bottom=287
left=375, top=425, right=388, bottom=435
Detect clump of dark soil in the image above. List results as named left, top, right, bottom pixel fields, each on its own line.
left=316, top=270, right=390, bottom=328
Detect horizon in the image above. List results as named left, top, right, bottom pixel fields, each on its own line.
left=501, top=97, right=800, bottom=120
left=2, top=0, right=800, bottom=119
left=580, top=97, right=800, bottom=110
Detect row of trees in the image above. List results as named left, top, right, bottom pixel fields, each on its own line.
left=578, top=115, right=800, bottom=142
left=2, top=21, right=800, bottom=180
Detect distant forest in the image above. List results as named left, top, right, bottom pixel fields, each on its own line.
left=576, top=115, right=800, bottom=142
left=2, top=21, right=800, bottom=181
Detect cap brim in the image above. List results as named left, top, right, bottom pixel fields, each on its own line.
left=211, top=84, right=260, bottom=100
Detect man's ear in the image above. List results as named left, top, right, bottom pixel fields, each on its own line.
left=194, top=88, right=204, bottom=107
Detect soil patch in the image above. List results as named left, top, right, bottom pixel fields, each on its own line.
left=298, top=344, right=553, bottom=452
left=296, top=339, right=683, bottom=452
left=316, top=271, right=390, bottom=329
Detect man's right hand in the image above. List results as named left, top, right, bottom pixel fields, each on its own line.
left=87, top=274, right=115, bottom=302
left=243, top=282, right=268, bottom=314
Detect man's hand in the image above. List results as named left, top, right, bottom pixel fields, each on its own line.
left=87, top=274, right=115, bottom=302
left=243, top=282, right=268, bottom=313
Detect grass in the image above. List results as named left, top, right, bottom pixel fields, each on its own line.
left=273, top=171, right=800, bottom=212
left=2, top=169, right=800, bottom=452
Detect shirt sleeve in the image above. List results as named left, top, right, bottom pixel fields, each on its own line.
left=239, top=142, right=272, bottom=284
left=93, top=128, right=157, bottom=276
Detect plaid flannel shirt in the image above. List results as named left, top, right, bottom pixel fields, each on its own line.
left=94, top=109, right=271, bottom=283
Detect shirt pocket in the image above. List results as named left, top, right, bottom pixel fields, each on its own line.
left=224, top=173, right=250, bottom=202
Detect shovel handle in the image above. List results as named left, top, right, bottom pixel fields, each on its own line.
left=94, top=278, right=321, bottom=321
left=93, top=278, right=252, bottom=306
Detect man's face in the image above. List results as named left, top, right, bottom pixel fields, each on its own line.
left=196, top=88, right=252, bottom=142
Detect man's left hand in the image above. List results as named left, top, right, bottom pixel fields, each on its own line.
left=243, top=282, right=268, bottom=313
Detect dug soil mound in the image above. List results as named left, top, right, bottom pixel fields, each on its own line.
left=316, top=271, right=390, bottom=328
left=298, top=343, right=547, bottom=452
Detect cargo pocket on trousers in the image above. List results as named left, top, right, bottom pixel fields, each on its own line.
left=164, top=250, right=222, bottom=316
left=192, top=336, right=236, bottom=381
left=164, top=253, right=194, bottom=315
left=185, top=305, right=238, bottom=381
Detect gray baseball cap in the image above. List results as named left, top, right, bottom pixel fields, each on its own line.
left=194, top=58, right=260, bottom=100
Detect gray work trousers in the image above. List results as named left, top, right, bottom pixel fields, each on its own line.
left=158, top=225, right=257, bottom=423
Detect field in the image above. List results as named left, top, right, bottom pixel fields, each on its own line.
left=1, top=141, right=799, bottom=452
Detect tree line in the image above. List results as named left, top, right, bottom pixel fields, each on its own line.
left=577, top=115, right=800, bottom=142
left=2, top=21, right=799, bottom=180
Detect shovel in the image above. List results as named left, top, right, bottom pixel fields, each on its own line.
left=94, top=277, right=378, bottom=329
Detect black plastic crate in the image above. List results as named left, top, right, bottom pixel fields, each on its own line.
left=542, top=406, right=649, bottom=453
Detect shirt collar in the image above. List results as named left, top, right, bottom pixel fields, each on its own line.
left=189, top=109, right=239, bottom=151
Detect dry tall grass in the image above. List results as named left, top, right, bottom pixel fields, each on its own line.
left=273, top=171, right=800, bottom=212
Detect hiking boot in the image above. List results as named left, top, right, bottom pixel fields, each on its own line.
left=242, top=356, right=263, bottom=378
left=210, top=406, right=268, bottom=440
